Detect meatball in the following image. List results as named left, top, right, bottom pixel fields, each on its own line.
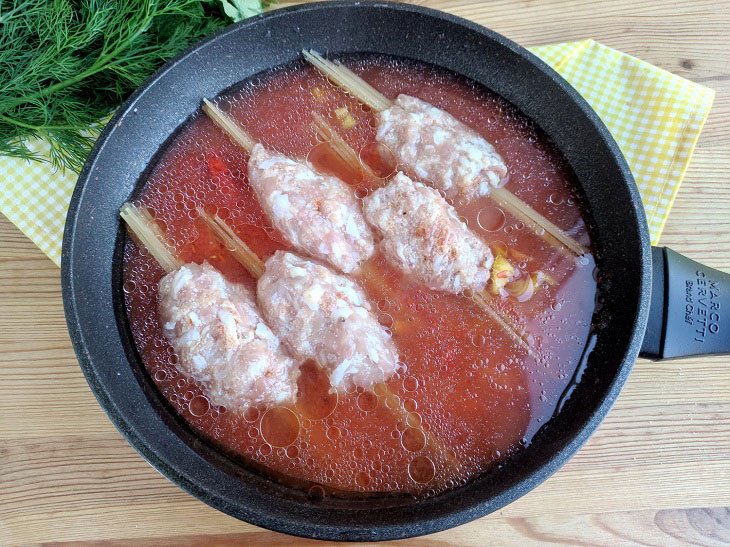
left=248, top=144, right=374, bottom=273
left=158, top=262, right=299, bottom=411
left=376, top=94, right=508, bottom=201
left=363, top=172, right=494, bottom=294
left=257, top=251, right=398, bottom=390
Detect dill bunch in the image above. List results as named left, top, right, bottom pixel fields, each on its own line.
left=0, top=0, right=228, bottom=173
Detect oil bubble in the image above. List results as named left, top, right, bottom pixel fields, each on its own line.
left=357, top=391, right=378, bottom=412
left=243, top=407, right=260, bottom=422
left=403, top=399, right=417, bottom=413
left=356, top=471, right=371, bottom=487
left=401, top=428, right=426, bottom=452
left=385, top=393, right=401, bottom=410
left=260, top=407, right=300, bottom=447
left=189, top=395, right=209, bottom=417
left=477, top=206, right=506, bottom=232
left=326, top=426, right=341, bottom=440
left=203, top=203, right=218, bottom=217
left=406, top=412, right=422, bottom=428
left=408, top=456, right=435, bottom=483
left=359, top=142, right=397, bottom=179
left=402, top=376, right=419, bottom=392
left=549, top=193, right=564, bottom=205
left=378, top=313, right=394, bottom=327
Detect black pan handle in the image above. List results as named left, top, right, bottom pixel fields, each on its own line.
left=640, top=246, right=730, bottom=359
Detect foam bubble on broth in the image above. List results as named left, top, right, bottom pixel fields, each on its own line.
left=122, top=55, right=597, bottom=497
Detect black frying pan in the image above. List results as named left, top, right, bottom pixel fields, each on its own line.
left=61, top=1, right=730, bottom=541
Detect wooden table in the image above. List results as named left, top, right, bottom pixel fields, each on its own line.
left=2, top=1, right=729, bottom=544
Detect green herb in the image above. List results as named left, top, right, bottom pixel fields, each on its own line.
left=218, top=0, right=263, bottom=22
left=0, top=0, right=230, bottom=173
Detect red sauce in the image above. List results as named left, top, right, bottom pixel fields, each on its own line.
left=123, top=56, right=597, bottom=497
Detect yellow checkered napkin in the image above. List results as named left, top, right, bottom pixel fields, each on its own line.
left=0, top=138, right=77, bottom=265
left=531, top=40, right=714, bottom=242
left=0, top=39, right=715, bottom=266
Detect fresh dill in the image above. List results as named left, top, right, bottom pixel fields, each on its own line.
left=0, top=0, right=232, bottom=173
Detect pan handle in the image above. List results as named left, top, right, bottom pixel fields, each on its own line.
left=640, top=246, right=730, bottom=359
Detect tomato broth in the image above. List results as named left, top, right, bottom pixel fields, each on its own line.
left=122, top=56, right=597, bottom=497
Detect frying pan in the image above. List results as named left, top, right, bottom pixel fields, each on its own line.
left=61, top=1, right=730, bottom=541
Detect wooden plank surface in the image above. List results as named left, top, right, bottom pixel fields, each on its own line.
left=1, top=1, right=729, bottom=544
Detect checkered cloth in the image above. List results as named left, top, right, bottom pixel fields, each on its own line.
left=531, top=40, right=714, bottom=241
left=0, top=39, right=715, bottom=266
